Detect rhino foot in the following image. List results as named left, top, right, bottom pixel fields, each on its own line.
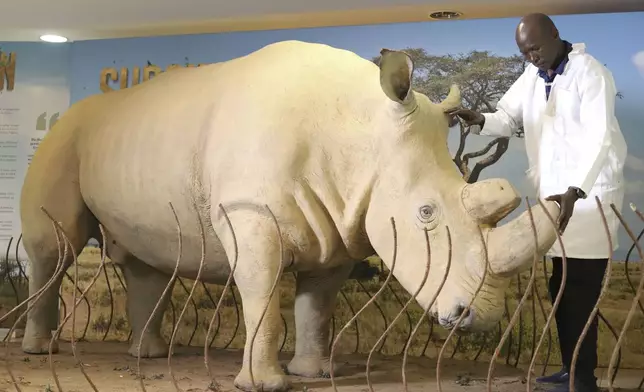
left=127, top=334, right=168, bottom=358
left=22, top=335, right=58, bottom=355
left=234, top=367, right=291, bottom=392
left=286, top=356, right=340, bottom=378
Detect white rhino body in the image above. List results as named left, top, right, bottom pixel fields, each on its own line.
left=20, top=40, right=559, bottom=391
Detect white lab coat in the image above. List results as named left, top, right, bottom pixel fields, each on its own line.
left=470, top=43, right=627, bottom=259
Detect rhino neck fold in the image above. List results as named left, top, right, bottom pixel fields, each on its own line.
left=294, top=168, right=377, bottom=262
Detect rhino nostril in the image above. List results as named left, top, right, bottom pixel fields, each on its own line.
left=455, top=305, right=470, bottom=319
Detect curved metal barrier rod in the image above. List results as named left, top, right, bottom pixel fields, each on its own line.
left=136, top=202, right=183, bottom=392
left=204, top=203, right=239, bottom=390
left=487, top=197, right=540, bottom=392
left=402, top=226, right=452, bottom=392
left=168, top=202, right=207, bottom=392
left=338, top=289, right=360, bottom=354
left=220, top=288, right=241, bottom=350
left=569, top=198, right=613, bottom=392
left=514, top=271, right=525, bottom=368
left=356, top=280, right=389, bottom=352
left=2, top=219, right=67, bottom=392
left=2, top=237, right=18, bottom=327
left=437, top=224, right=489, bottom=392
left=175, top=277, right=200, bottom=347
left=597, top=311, right=622, bottom=385
left=366, top=228, right=432, bottom=392
left=534, top=257, right=554, bottom=376
left=41, top=207, right=103, bottom=392
left=63, top=271, right=91, bottom=341
left=246, top=204, right=288, bottom=392
left=526, top=199, right=567, bottom=392
left=420, top=314, right=434, bottom=358
left=502, top=297, right=514, bottom=365
left=100, top=261, right=114, bottom=342
left=329, top=217, right=398, bottom=392
left=623, top=227, right=644, bottom=315
left=529, top=277, right=537, bottom=368
left=198, top=281, right=224, bottom=347
left=450, top=335, right=462, bottom=359
left=383, top=281, right=414, bottom=355
left=606, top=203, right=644, bottom=392
left=1, top=199, right=644, bottom=392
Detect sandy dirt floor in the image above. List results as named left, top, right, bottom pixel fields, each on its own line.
left=0, top=341, right=642, bottom=392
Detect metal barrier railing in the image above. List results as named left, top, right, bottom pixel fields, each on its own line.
left=0, top=198, right=642, bottom=392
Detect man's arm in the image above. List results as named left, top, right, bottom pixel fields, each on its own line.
left=567, top=64, right=617, bottom=196
left=470, top=71, right=528, bottom=138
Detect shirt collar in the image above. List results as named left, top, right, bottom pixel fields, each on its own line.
left=536, top=40, right=580, bottom=78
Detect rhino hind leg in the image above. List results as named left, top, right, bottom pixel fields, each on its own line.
left=21, top=236, right=85, bottom=355
left=286, top=263, right=354, bottom=378
left=20, top=177, right=97, bottom=355
left=116, top=252, right=173, bottom=358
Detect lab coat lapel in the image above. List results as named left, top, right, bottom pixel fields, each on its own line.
left=524, top=76, right=547, bottom=195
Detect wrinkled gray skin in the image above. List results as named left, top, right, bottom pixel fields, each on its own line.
left=19, top=40, right=558, bottom=392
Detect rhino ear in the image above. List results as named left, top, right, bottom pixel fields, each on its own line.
left=378, top=48, right=416, bottom=105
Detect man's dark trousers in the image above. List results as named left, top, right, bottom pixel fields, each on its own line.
left=548, top=256, right=608, bottom=387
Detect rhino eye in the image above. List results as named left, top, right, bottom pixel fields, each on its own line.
left=418, top=205, right=435, bottom=222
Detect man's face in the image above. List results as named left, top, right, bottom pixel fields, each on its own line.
left=516, top=28, right=559, bottom=71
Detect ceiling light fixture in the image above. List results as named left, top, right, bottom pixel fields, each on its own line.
left=429, top=11, right=462, bottom=20
left=39, top=34, right=68, bottom=43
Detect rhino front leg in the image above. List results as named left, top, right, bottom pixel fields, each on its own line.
left=118, top=252, right=173, bottom=358
left=220, top=213, right=290, bottom=392
left=287, top=263, right=354, bottom=378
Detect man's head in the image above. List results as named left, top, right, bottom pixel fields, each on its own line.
left=515, top=13, right=564, bottom=71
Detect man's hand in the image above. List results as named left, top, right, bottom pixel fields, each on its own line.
left=444, top=107, right=485, bottom=127
left=545, top=187, right=583, bottom=234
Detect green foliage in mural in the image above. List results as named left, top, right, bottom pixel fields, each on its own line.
left=374, top=49, right=526, bottom=183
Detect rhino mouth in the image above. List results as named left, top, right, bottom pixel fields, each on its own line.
left=438, top=307, right=474, bottom=331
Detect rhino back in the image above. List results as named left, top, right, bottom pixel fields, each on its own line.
left=200, top=41, right=385, bottom=263
left=73, top=40, right=384, bottom=276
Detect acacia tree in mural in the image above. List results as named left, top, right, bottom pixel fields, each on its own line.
left=374, top=49, right=526, bottom=183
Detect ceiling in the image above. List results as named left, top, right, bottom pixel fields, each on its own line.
left=1, top=0, right=644, bottom=42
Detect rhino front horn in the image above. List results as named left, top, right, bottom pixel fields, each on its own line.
left=485, top=200, right=560, bottom=277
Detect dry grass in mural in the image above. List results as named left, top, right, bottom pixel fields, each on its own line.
left=45, top=248, right=642, bottom=365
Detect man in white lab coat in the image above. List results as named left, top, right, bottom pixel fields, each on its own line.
left=447, top=13, right=627, bottom=392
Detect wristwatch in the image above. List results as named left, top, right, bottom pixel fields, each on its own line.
left=569, top=186, right=587, bottom=199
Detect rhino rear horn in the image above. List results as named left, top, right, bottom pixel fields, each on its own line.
left=378, top=49, right=416, bottom=105
left=440, top=84, right=461, bottom=111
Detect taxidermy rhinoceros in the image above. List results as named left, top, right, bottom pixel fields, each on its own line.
left=20, top=40, right=559, bottom=391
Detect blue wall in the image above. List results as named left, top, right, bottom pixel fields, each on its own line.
left=0, top=42, right=71, bottom=258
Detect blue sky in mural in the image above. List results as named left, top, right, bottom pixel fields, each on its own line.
left=67, top=11, right=644, bottom=259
